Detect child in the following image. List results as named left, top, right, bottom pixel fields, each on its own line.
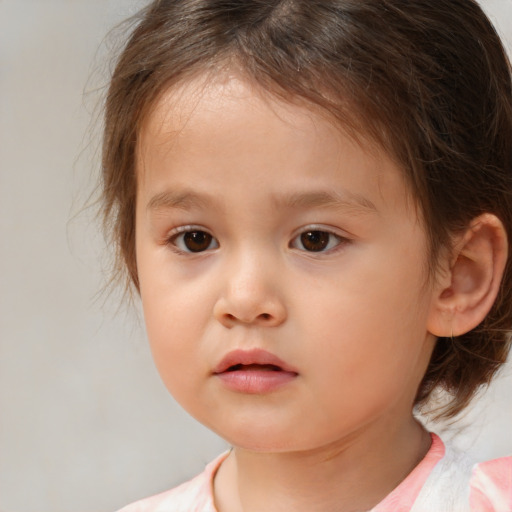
left=101, top=0, right=512, bottom=510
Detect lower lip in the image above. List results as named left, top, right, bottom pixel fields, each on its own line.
left=215, top=369, right=298, bottom=394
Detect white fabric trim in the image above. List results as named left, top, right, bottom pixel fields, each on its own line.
left=411, top=442, right=474, bottom=512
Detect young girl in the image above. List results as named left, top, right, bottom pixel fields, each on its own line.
left=102, top=1, right=512, bottom=510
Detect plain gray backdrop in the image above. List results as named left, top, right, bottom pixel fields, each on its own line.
left=1, top=1, right=511, bottom=511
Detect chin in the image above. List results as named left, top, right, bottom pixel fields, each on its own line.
left=211, top=424, right=322, bottom=454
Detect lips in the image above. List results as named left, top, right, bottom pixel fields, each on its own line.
left=213, top=348, right=297, bottom=374
left=213, top=348, right=298, bottom=394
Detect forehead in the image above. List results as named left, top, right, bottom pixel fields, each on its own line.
left=136, top=72, right=415, bottom=216
left=138, top=74, right=330, bottom=159
left=138, top=70, right=380, bottom=164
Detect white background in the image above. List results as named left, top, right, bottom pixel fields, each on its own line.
left=0, top=1, right=511, bottom=511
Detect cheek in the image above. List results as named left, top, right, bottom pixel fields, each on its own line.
left=142, top=297, right=209, bottom=407
left=137, top=270, right=206, bottom=389
left=296, top=252, right=433, bottom=379
left=141, top=286, right=205, bottom=355
left=137, top=242, right=212, bottom=336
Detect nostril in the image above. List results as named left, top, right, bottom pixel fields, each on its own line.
left=260, top=313, right=271, bottom=320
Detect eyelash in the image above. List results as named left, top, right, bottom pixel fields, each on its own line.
left=167, top=226, right=219, bottom=254
left=289, top=227, right=347, bottom=254
left=166, top=225, right=348, bottom=255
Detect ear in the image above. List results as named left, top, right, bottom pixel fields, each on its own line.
left=428, top=213, right=508, bottom=337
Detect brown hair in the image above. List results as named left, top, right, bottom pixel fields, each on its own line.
left=101, top=0, right=512, bottom=419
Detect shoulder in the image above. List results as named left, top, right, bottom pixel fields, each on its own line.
left=412, top=436, right=512, bottom=512
left=470, top=456, right=512, bottom=512
left=115, top=453, right=228, bottom=512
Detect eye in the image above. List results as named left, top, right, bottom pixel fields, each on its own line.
left=290, top=229, right=344, bottom=253
left=170, top=229, right=219, bottom=253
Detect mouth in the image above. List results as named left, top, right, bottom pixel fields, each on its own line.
left=213, top=349, right=298, bottom=394
left=213, top=348, right=298, bottom=375
left=225, top=363, right=283, bottom=372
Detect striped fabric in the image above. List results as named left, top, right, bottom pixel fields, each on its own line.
left=117, top=434, right=511, bottom=512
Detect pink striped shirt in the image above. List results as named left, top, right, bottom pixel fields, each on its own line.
left=118, top=434, right=512, bottom=512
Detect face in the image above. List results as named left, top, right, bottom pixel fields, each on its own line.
left=135, top=74, right=438, bottom=453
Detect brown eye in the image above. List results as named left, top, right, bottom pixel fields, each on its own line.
left=290, top=229, right=343, bottom=253
left=300, top=231, right=330, bottom=252
left=173, top=230, right=219, bottom=253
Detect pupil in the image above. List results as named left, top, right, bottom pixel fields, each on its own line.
left=301, top=231, right=329, bottom=251
left=184, top=231, right=212, bottom=252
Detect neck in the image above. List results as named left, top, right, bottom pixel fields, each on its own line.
left=214, top=416, right=430, bottom=512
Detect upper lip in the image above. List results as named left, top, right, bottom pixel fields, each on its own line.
left=213, top=348, right=298, bottom=374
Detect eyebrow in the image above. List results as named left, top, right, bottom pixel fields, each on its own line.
left=146, top=189, right=378, bottom=214
left=146, top=190, right=214, bottom=211
left=276, top=190, right=378, bottom=214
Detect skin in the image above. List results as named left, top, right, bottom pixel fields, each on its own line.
left=135, top=73, right=448, bottom=512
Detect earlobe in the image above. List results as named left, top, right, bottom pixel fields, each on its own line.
left=428, top=213, right=508, bottom=337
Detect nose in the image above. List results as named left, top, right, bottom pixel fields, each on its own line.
left=213, top=254, right=287, bottom=328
